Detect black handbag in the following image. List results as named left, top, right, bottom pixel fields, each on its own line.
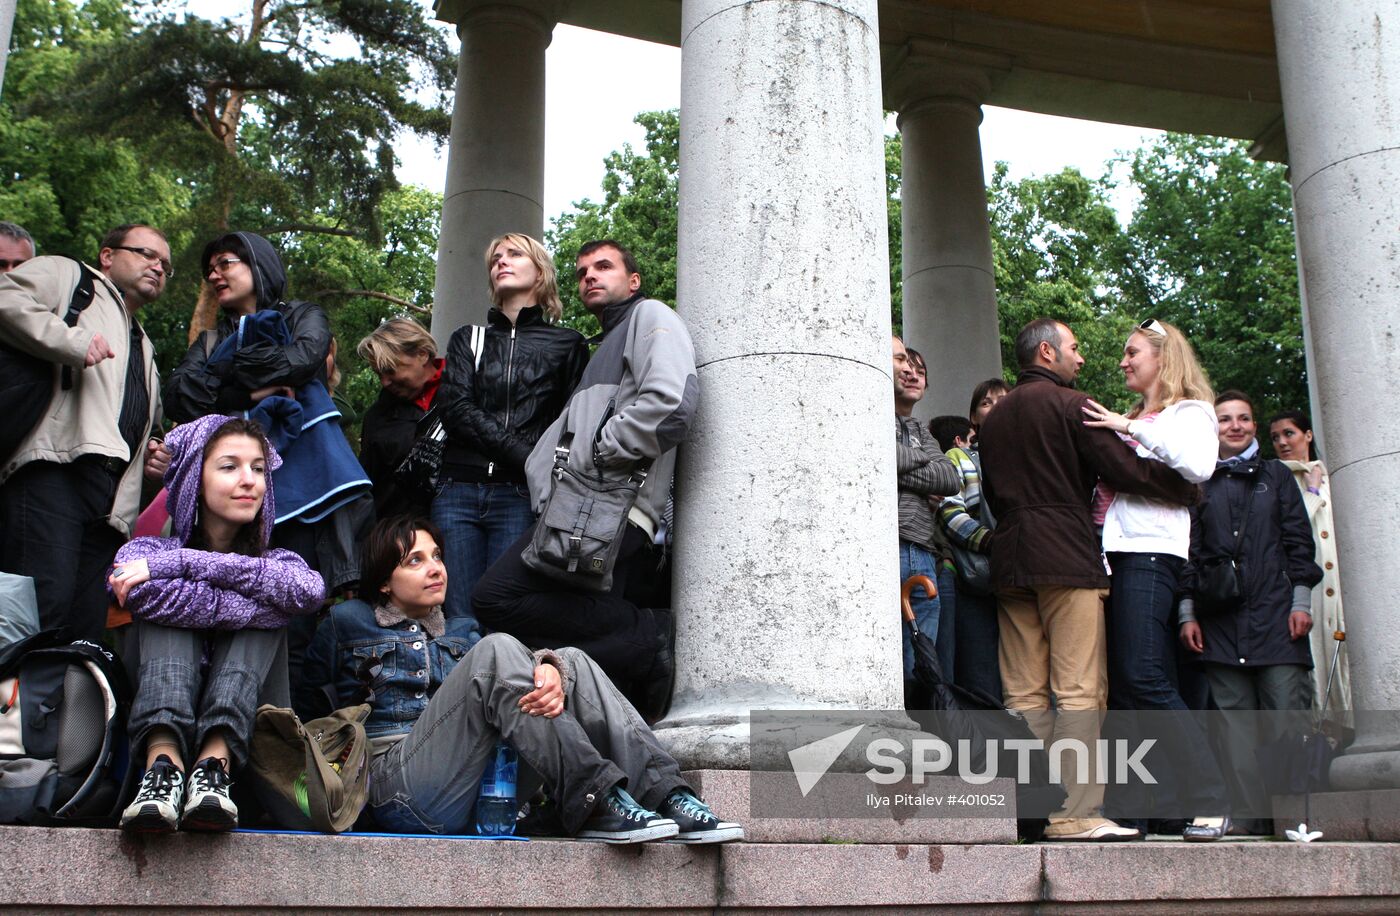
left=521, top=411, right=651, bottom=593
left=1195, top=478, right=1257, bottom=617
left=393, top=407, right=446, bottom=500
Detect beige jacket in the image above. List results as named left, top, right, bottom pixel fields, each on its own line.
left=0, top=255, right=161, bottom=537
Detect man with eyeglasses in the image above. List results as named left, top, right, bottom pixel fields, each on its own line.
left=0, top=223, right=171, bottom=642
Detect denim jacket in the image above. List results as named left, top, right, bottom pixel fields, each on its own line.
left=297, top=598, right=482, bottom=739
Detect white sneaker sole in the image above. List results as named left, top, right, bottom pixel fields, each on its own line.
left=120, top=802, right=180, bottom=833
left=182, top=795, right=239, bottom=832
left=670, top=824, right=745, bottom=844
left=576, top=821, right=680, bottom=844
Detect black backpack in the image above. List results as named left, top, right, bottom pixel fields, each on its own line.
left=0, top=259, right=99, bottom=464
left=0, top=630, right=134, bottom=825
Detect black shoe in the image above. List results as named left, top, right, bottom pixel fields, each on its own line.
left=182, top=757, right=239, bottom=832
left=657, top=789, right=744, bottom=844
left=576, top=786, right=678, bottom=844
left=1182, top=815, right=1229, bottom=842
left=120, top=754, right=184, bottom=833
left=636, top=609, right=676, bottom=724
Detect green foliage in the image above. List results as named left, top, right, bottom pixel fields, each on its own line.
left=547, top=110, right=680, bottom=336
left=885, top=130, right=903, bottom=334
left=1119, top=134, right=1304, bottom=419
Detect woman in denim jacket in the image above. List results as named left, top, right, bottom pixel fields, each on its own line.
left=297, top=516, right=741, bottom=844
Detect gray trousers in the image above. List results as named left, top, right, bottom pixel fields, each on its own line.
left=1203, top=662, right=1312, bottom=823
left=369, top=633, right=687, bottom=835
left=127, top=622, right=288, bottom=771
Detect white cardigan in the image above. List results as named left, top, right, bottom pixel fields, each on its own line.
left=1101, top=399, right=1218, bottom=560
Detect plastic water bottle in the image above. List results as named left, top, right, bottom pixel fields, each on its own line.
left=474, top=742, right=518, bottom=836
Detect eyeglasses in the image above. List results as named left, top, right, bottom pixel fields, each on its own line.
left=1137, top=318, right=1167, bottom=337
left=112, top=245, right=173, bottom=279
left=207, top=257, right=243, bottom=276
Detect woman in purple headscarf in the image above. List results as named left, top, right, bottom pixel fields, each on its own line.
left=109, top=415, right=324, bottom=834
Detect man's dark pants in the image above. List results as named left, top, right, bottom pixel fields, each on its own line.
left=471, top=523, right=664, bottom=692
left=0, top=457, right=124, bottom=643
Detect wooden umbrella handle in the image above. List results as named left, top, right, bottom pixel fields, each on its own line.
left=901, top=575, right=937, bottom=623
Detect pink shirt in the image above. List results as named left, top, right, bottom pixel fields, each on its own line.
left=1092, top=411, right=1160, bottom=526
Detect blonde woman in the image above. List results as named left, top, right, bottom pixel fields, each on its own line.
left=1081, top=318, right=1230, bottom=841
left=431, top=233, right=589, bottom=628
left=1269, top=409, right=1350, bottom=721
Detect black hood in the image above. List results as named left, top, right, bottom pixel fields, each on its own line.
left=202, top=231, right=286, bottom=312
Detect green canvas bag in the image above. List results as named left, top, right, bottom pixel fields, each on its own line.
left=248, top=703, right=371, bottom=834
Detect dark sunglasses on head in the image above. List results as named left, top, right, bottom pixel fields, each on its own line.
left=1137, top=318, right=1167, bottom=337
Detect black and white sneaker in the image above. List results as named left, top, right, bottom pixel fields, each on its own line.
left=120, top=754, right=185, bottom=833
left=576, top=786, right=678, bottom=844
left=181, top=757, right=239, bottom=832
left=657, top=789, right=744, bottom=844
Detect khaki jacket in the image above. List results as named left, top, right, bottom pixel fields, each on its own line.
left=0, top=256, right=161, bottom=536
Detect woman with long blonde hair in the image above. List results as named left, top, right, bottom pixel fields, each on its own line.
left=431, top=233, right=589, bottom=630
left=1081, top=318, right=1231, bottom=841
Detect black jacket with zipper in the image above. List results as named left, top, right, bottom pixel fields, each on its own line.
left=1184, top=452, right=1322, bottom=668
left=438, top=305, right=589, bottom=485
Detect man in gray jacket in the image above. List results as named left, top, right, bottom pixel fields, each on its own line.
left=473, top=240, right=697, bottom=721
left=0, top=224, right=170, bottom=641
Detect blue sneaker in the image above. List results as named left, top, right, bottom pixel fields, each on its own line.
left=576, top=786, right=678, bottom=844
left=657, top=789, right=744, bottom=844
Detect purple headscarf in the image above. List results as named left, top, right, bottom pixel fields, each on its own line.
left=163, top=414, right=283, bottom=547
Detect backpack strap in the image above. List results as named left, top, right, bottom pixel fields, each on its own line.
left=58, top=261, right=100, bottom=392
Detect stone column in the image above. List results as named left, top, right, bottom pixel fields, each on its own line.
left=1272, top=0, right=1400, bottom=788
left=659, top=0, right=904, bottom=768
left=886, top=44, right=1007, bottom=421
left=431, top=5, right=551, bottom=341
left=0, top=0, right=16, bottom=100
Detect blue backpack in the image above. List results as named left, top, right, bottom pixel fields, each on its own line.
left=0, top=630, right=134, bottom=825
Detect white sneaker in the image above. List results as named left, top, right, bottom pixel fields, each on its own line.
left=182, top=757, right=239, bottom=832
left=120, top=754, right=184, bottom=833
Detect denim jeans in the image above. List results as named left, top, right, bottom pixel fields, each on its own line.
left=1104, top=552, right=1229, bottom=819
left=899, top=541, right=941, bottom=681
left=369, top=633, right=687, bottom=835
left=935, top=563, right=957, bottom=683
left=431, top=481, right=535, bottom=624
left=954, top=587, right=1002, bottom=704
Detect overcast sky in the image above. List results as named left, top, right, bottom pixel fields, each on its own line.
left=397, top=24, right=1163, bottom=225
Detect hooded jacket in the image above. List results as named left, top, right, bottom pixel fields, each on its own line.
left=162, top=232, right=332, bottom=422
left=1183, top=449, right=1322, bottom=668
left=112, top=414, right=325, bottom=629
left=524, top=293, right=697, bottom=534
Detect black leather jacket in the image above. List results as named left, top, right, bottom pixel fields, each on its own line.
left=439, top=305, right=589, bottom=485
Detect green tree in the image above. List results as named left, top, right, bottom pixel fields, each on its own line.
left=988, top=163, right=1138, bottom=408
left=34, top=0, right=453, bottom=242
left=885, top=130, right=903, bottom=334
left=547, top=110, right=679, bottom=336
left=1119, top=133, right=1304, bottom=419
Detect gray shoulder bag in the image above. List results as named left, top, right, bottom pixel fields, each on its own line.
left=521, top=403, right=651, bottom=592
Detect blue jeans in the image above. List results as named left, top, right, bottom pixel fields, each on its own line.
left=899, top=541, right=941, bottom=680
left=1104, top=552, right=1229, bottom=819
left=953, top=586, right=1002, bottom=704
left=936, top=563, right=957, bottom=684
left=431, top=481, right=535, bottom=625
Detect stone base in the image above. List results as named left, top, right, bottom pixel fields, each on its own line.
left=1273, top=789, right=1400, bottom=841
left=3, top=826, right=1400, bottom=913
left=685, top=768, right=1018, bottom=843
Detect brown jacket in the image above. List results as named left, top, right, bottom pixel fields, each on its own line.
left=978, top=367, right=1197, bottom=589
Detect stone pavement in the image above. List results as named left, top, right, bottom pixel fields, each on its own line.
left=3, top=824, right=1398, bottom=913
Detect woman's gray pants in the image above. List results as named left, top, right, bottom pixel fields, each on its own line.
left=369, top=633, right=687, bottom=835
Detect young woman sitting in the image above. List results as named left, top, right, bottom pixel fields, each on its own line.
left=113, top=415, right=326, bottom=832
left=297, top=516, right=742, bottom=844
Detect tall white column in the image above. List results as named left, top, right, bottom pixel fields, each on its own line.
left=1273, top=0, right=1400, bottom=788
left=659, top=0, right=903, bottom=769
left=431, top=5, right=551, bottom=341
left=887, top=45, right=1005, bottom=421
left=0, top=0, right=16, bottom=100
